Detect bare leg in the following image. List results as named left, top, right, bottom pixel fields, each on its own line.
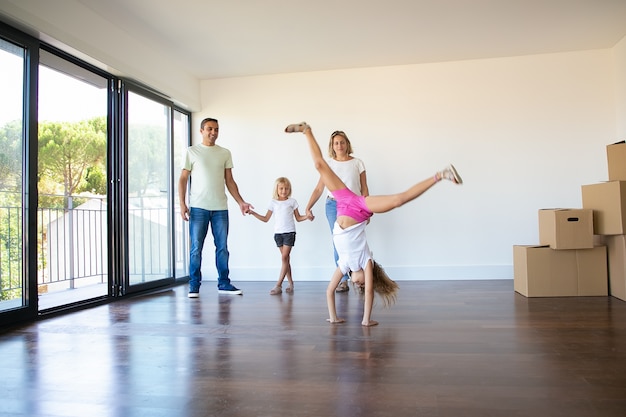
left=365, top=164, right=461, bottom=213
left=287, top=124, right=347, bottom=192
left=288, top=123, right=461, bottom=215
left=361, top=260, right=378, bottom=327
left=364, top=176, right=439, bottom=214
left=326, top=267, right=346, bottom=323
left=270, top=245, right=294, bottom=294
left=279, top=245, right=294, bottom=291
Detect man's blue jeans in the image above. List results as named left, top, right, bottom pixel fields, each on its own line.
left=325, top=198, right=349, bottom=282
left=189, top=208, right=231, bottom=291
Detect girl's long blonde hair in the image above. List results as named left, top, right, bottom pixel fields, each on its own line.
left=356, top=261, right=398, bottom=307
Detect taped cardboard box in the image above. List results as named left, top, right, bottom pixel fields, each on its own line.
left=606, top=235, right=626, bottom=302
left=513, top=245, right=607, bottom=297
left=607, top=141, right=626, bottom=181
left=581, top=181, right=626, bottom=235
left=538, top=208, right=593, bottom=249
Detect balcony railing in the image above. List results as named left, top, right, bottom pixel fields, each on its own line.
left=0, top=193, right=188, bottom=305
left=0, top=202, right=21, bottom=297
left=38, top=196, right=108, bottom=294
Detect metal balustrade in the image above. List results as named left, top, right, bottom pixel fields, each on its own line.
left=0, top=194, right=188, bottom=305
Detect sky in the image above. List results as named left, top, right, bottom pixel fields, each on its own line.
left=0, top=48, right=24, bottom=125
left=0, top=43, right=178, bottom=134
left=0, top=48, right=107, bottom=126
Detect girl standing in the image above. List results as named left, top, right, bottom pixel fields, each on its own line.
left=248, top=177, right=312, bottom=295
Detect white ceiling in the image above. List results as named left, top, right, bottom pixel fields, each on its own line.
left=74, top=0, right=626, bottom=79
left=2, top=0, right=626, bottom=109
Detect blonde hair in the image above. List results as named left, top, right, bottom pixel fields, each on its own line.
left=272, top=177, right=292, bottom=199
left=328, top=130, right=354, bottom=159
left=359, top=261, right=398, bottom=307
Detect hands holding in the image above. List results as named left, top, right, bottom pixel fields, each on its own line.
left=240, top=201, right=253, bottom=215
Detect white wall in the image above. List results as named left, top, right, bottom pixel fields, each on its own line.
left=615, top=35, right=626, bottom=139
left=195, top=48, right=617, bottom=282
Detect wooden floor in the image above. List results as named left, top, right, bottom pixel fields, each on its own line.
left=1, top=280, right=626, bottom=417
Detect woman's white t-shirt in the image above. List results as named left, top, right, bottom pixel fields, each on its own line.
left=326, top=158, right=365, bottom=198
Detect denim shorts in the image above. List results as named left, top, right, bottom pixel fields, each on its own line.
left=274, top=232, right=296, bottom=247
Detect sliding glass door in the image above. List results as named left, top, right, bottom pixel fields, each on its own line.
left=0, top=21, right=191, bottom=325
left=173, top=110, right=190, bottom=279
left=125, top=89, right=174, bottom=290
left=0, top=38, right=26, bottom=313
left=37, top=49, right=109, bottom=311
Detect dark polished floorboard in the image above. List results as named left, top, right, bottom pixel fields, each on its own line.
left=1, top=280, right=626, bottom=417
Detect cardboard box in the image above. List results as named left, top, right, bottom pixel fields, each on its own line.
left=607, top=141, right=626, bottom=181
left=513, top=245, right=608, bottom=297
left=606, top=235, right=626, bottom=302
left=576, top=246, right=609, bottom=296
left=538, top=209, right=593, bottom=249
left=581, top=181, right=626, bottom=235
left=514, top=245, right=577, bottom=297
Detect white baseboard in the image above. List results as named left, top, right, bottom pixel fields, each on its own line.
left=225, top=265, right=513, bottom=281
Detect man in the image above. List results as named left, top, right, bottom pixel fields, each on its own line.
left=179, top=117, right=252, bottom=298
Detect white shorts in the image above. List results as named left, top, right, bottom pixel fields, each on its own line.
left=333, top=221, right=372, bottom=275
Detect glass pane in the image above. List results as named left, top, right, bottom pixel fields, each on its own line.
left=173, top=110, right=189, bottom=279
left=0, top=39, right=25, bottom=312
left=37, top=50, right=108, bottom=310
left=127, top=92, right=172, bottom=285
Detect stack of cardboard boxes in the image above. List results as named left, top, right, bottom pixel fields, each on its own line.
left=514, top=141, right=626, bottom=299
left=514, top=208, right=607, bottom=297
left=581, top=141, right=626, bottom=301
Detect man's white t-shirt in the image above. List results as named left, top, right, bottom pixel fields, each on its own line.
left=183, top=143, right=233, bottom=210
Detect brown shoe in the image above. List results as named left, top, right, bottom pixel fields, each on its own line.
left=438, top=164, right=463, bottom=184
left=284, top=122, right=309, bottom=133
left=335, top=281, right=349, bottom=293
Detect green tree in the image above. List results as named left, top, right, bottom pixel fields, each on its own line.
left=128, top=124, right=167, bottom=197
left=0, top=119, right=23, bottom=301
left=80, top=165, right=107, bottom=195
left=80, top=116, right=108, bottom=194
left=0, top=119, right=23, bottom=191
left=38, top=117, right=106, bottom=208
left=1, top=116, right=108, bottom=301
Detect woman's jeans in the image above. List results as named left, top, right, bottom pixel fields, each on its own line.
left=325, top=198, right=349, bottom=282
left=189, top=208, right=230, bottom=290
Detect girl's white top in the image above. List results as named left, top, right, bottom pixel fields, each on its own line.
left=268, top=198, right=299, bottom=233
left=333, top=221, right=372, bottom=274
